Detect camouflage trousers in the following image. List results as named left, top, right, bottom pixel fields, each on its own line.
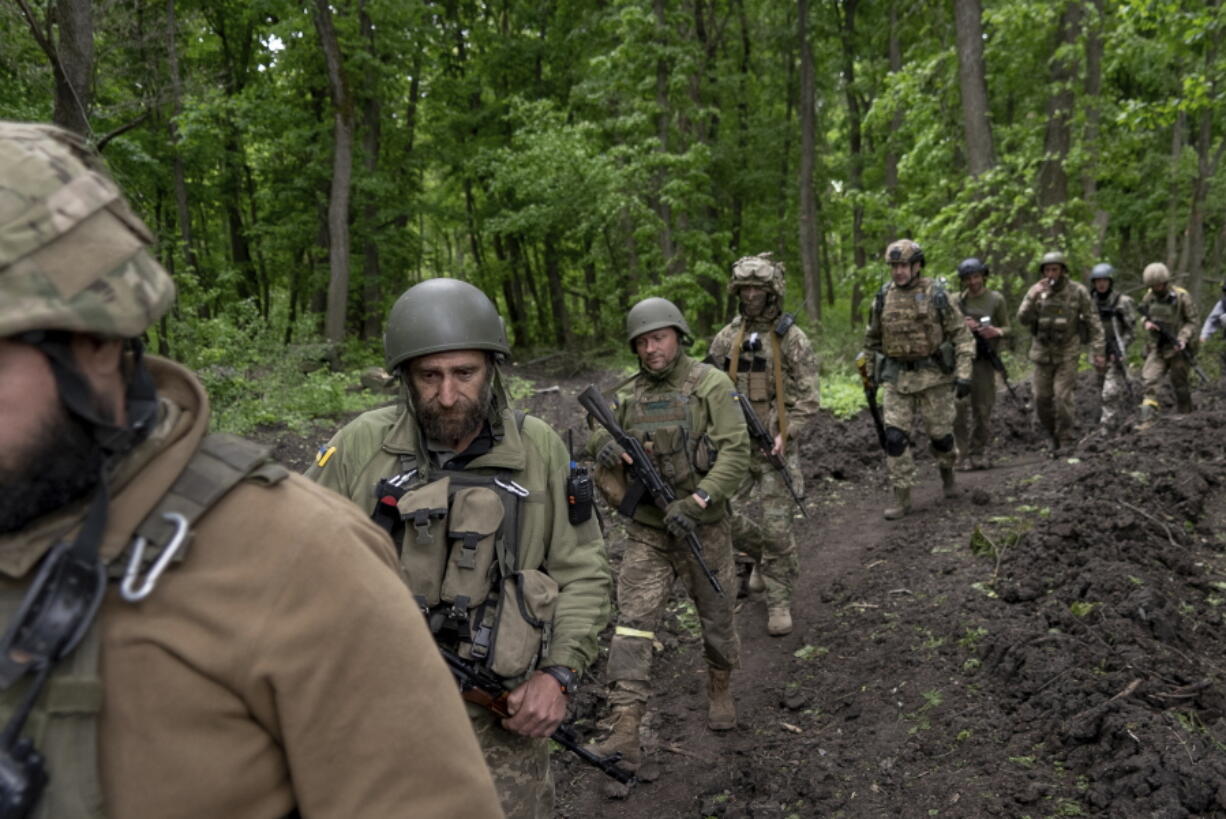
left=1141, top=350, right=1192, bottom=413
left=954, top=358, right=997, bottom=459
left=1097, top=361, right=1133, bottom=427
left=730, top=447, right=802, bottom=608
left=467, top=704, right=552, bottom=819
left=605, top=519, right=740, bottom=708
left=1032, top=358, right=1079, bottom=441
left=882, top=381, right=956, bottom=490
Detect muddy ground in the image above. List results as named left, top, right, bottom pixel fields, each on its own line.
left=266, top=358, right=1226, bottom=818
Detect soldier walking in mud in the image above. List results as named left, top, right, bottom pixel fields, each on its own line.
left=1198, top=281, right=1226, bottom=383
left=949, top=257, right=1010, bottom=470
left=587, top=297, right=749, bottom=775
left=1016, top=251, right=1106, bottom=456
left=1138, top=262, right=1200, bottom=428
left=861, top=239, right=974, bottom=520
left=708, top=253, right=820, bottom=636
left=1088, top=262, right=1138, bottom=431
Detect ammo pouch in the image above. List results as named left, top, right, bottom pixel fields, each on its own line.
left=937, top=340, right=955, bottom=374
left=394, top=471, right=552, bottom=681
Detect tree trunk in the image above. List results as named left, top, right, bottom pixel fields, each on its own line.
left=1035, top=1, right=1082, bottom=238
left=797, top=0, right=820, bottom=324
left=1166, top=111, right=1187, bottom=271
left=15, top=0, right=93, bottom=136
left=953, top=0, right=995, bottom=177
left=1082, top=0, right=1108, bottom=256
left=359, top=0, right=383, bottom=340
left=651, top=0, right=676, bottom=279
left=884, top=3, right=903, bottom=208
left=313, top=0, right=355, bottom=349
left=164, top=0, right=201, bottom=290
left=838, top=0, right=867, bottom=326
left=543, top=234, right=569, bottom=346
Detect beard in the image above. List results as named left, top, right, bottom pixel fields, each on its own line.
left=0, top=403, right=106, bottom=534
left=740, top=291, right=769, bottom=317
left=413, top=371, right=494, bottom=448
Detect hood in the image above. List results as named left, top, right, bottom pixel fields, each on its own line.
left=0, top=356, right=208, bottom=578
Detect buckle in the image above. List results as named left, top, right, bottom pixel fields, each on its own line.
left=120, top=512, right=190, bottom=603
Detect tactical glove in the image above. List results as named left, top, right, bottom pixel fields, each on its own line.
left=596, top=440, right=628, bottom=469
left=663, top=496, right=703, bottom=539
left=954, top=378, right=973, bottom=399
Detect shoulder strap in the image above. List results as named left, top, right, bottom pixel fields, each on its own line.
left=681, top=360, right=712, bottom=398
left=874, top=282, right=892, bottom=317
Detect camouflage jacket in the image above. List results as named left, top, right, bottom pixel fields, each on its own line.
left=1016, top=276, right=1106, bottom=364
left=708, top=312, right=820, bottom=440
left=1140, top=286, right=1200, bottom=358
left=863, top=276, right=974, bottom=394
left=1092, top=289, right=1137, bottom=356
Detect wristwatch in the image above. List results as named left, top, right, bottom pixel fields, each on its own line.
left=693, top=489, right=711, bottom=507
left=540, top=665, right=579, bottom=695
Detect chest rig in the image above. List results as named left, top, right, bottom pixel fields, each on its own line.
left=876, top=279, right=948, bottom=362
left=721, top=314, right=794, bottom=449
left=369, top=415, right=558, bottom=683
left=621, top=362, right=714, bottom=495
left=1144, top=290, right=1182, bottom=333
left=0, top=434, right=285, bottom=819
left=1032, top=283, right=1088, bottom=344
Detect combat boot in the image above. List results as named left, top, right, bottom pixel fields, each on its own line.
left=1136, top=402, right=1157, bottom=431
left=767, top=606, right=793, bottom=637
left=588, top=703, right=644, bottom=772
left=707, top=669, right=737, bottom=731
left=747, top=564, right=765, bottom=595
left=940, top=467, right=958, bottom=499
left=883, top=487, right=911, bottom=520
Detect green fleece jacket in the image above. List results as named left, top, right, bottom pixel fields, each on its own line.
left=587, top=353, right=750, bottom=529
left=306, top=378, right=611, bottom=676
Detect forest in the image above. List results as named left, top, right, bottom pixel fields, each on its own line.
left=2, top=0, right=1224, bottom=363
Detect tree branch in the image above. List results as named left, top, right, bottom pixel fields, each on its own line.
left=96, top=112, right=152, bottom=152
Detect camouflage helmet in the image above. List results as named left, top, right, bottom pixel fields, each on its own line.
left=884, top=239, right=924, bottom=266
left=1142, top=262, right=1171, bottom=286
left=0, top=121, right=175, bottom=339
left=626, top=297, right=691, bottom=350
left=729, top=253, right=785, bottom=297
left=384, top=278, right=510, bottom=371
left=1036, top=251, right=1069, bottom=274
left=956, top=258, right=988, bottom=279
left=1089, top=263, right=1116, bottom=282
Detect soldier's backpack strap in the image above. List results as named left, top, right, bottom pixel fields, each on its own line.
left=873, top=282, right=892, bottom=318
left=109, top=433, right=289, bottom=597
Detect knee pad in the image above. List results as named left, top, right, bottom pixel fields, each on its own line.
left=931, top=433, right=955, bottom=453
left=884, top=426, right=910, bottom=457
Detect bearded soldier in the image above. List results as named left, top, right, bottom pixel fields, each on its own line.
left=1088, top=262, right=1138, bottom=431
left=949, top=257, right=1010, bottom=470
left=708, top=253, right=819, bottom=637
left=1016, top=251, right=1106, bottom=455
left=861, top=239, right=974, bottom=519
left=1138, top=262, right=1200, bottom=427
left=587, top=298, right=749, bottom=774
left=0, top=122, right=501, bottom=817
left=308, top=278, right=611, bottom=818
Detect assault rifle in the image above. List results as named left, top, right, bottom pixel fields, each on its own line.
left=578, top=385, right=724, bottom=596
left=1139, top=306, right=1210, bottom=386
left=854, top=354, right=888, bottom=451
left=1100, top=308, right=1135, bottom=400
left=438, top=645, right=635, bottom=784
left=731, top=393, right=806, bottom=517
left=958, top=311, right=1027, bottom=410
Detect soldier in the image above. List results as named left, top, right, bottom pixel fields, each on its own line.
left=0, top=122, right=501, bottom=816
left=1198, top=281, right=1226, bottom=382
left=861, top=240, right=974, bottom=519
left=308, top=278, right=611, bottom=818
left=1088, top=262, right=1138, bottom=431
left=1137, top=262, right=1200, bottom=427
left=949, top=257, right=1011, bottom=470
left=587, top=297, right=749, bottom=773
left=708, top=253, right=819, bottom=637
left=1016, top=251, right=1106, bottom=455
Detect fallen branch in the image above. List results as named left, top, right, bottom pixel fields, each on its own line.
left=660, top=742, right=714, bottom=763
left=1118, top=500, right=1178, bottom=548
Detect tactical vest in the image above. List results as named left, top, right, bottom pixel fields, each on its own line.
left=1032, top=285, right=1087, bottom=345
left=622, top=362, right=715, bottom=495
left=1093, top=289, right=1121, bottom=324
left=877, top=278, right=947, bottom=361
left=369, top=414, right=558, bottom=684
left=720, top=314, right=795, bottom=446
left=0, top=434, right=286, bottom=819
left=1145, top=290, right=1182, bottom=330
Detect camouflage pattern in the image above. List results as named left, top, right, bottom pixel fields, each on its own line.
left=1094, top=289, right=1137, bottom=428
left=709, top=306, right=817, bottom=608
left=728, top=252, right=786, bottom=297
left=950, top=287, right=1011, bottom=461
left=881, top=382, right=957, bottom=489
left=603, top=519, right=739, bottom=697
left=1032, top=361, right=1080, bottom=441
left=1140, top=286, right=1200, bottom=416
left=0, top=121, right=174, bottom=339
left=468, top=707, right=553, bottom=819
left=885, top=239, right=924, bottom=265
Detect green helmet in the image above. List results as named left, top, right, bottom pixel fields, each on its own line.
left=1089, top=263, right=1115, bottom=282
left=1036, top=251, right=1069, bottom=274
left=626, top=297, right=691, bottom=350
left=729, top=253, right=785, bottom=297
left=884, top=239, right=924, bottom=266
left=0, top=121, right=174, bottom=339
left=1142, top=262, right=1170, bottom=286
left=384, top=278, right=510, bottom=371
